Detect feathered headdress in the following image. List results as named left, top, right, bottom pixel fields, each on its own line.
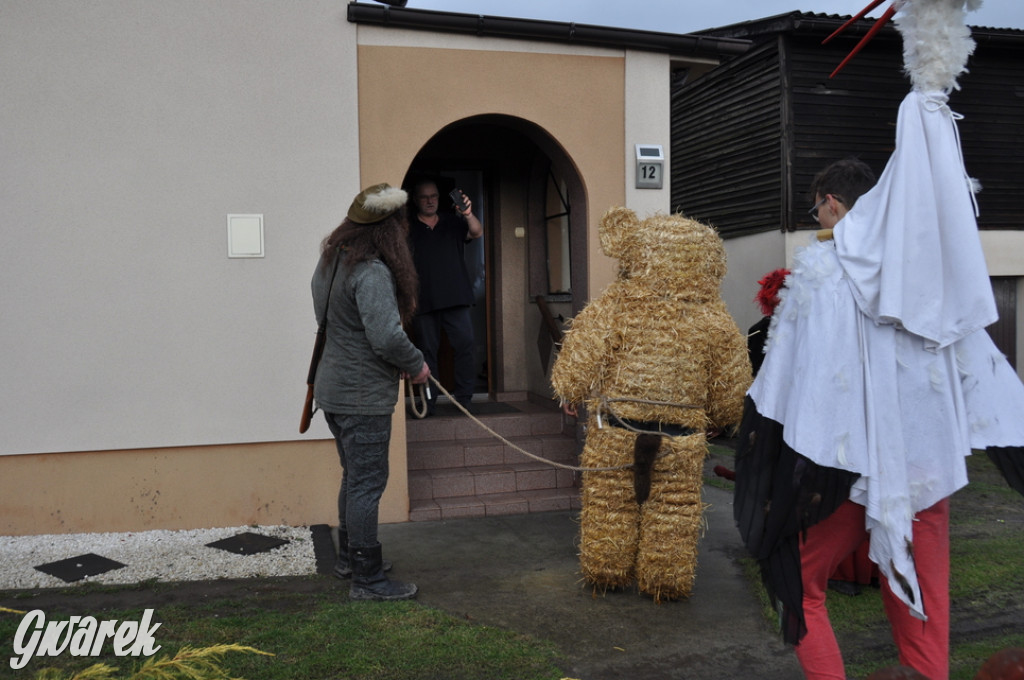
left=347, top=183, right=408, bottom=224
left=825, top=0, right=979, bottom=92
left=755, top=268, right=790, bottom=317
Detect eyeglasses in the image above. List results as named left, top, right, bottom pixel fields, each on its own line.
left=808, top=194, right=845, bottom=223
left=808, top=196, right=827, bottom=223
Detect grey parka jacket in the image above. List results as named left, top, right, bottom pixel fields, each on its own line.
left=311, top=253, right=424, bottom=415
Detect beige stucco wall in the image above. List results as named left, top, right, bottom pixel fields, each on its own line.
left=0, top=441, right=342, bottom=535
left=0, top=9, right=707, bottom=535
left=720, top=231, right=788, bottom=332
left=624, top=50, right=673, bottom=216
left=0, top=1, right=360, bottom=535
left=356, top=43, right=626, bottom=295
left=355, top=41, right=628, bottom=520
left=2, top=1, right=360, bottom=457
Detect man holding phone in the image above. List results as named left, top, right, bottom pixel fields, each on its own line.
left=407, top=178, right=483, bottom=414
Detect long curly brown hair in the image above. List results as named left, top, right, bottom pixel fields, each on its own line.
left=320, top=211, right=419, bottom=324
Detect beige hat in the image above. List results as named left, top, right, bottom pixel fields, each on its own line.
left=347, top=183, right=408, bottom=224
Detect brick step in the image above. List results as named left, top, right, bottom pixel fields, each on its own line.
left=409, top=486, right=581, bottom=522
left=405, top=402, right=569, bottom=443
left=410, top=459, right=578, bottom=500
left=404, top=399, right=581, bottom=522
left=408, top=433, right=578, bottom=471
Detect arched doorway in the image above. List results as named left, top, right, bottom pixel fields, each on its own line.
left=403, top=114, right=587, bottom=403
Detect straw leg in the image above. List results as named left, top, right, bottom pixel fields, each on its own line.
left=578, top=423, right=640, bottom=589
left=636, top=437, right=706, bottom=602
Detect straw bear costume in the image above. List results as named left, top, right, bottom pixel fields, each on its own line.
left=551, top=208, right=751, bottom=601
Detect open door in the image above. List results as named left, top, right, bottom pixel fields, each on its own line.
left=404, top=114, right=588, bottom=403
left=403, top=170, right=490, bottom=399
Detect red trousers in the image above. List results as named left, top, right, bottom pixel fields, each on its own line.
left=831, top=539, right=878, bottom=586
left=795, top=499, right=950, bottom=680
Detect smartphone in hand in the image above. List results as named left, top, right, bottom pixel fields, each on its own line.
left=449, top=188, right=468, bottom=212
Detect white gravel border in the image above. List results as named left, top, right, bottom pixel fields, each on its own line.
left=0, top=525, right=317, bottom=590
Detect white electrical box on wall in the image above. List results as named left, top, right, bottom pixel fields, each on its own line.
left=227, top=214, right=264, bottom=258
left=635, top=144, right=664, bottom=190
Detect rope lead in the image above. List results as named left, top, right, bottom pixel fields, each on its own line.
left=413, top=376, right=705, bottom=473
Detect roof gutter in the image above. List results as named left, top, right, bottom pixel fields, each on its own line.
left=347, top=2, right=751, bottom=59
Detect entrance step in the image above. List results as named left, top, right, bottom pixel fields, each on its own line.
left=406, top=400, right=582, bottom=522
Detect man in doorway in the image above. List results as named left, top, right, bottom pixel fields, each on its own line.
left=408, top=179, right=483, bottom=414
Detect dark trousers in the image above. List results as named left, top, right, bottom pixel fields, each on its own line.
left=324, top=412, right=392, bottom=548
left=411, top=305, right=476, bottom=403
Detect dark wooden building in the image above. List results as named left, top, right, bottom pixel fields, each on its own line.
left=670, top=12, right=1024, bottom=367
left=671, top=11, right=1024, bottom=237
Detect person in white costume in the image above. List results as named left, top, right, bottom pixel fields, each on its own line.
left=733, top=1, right=1024, bottom=678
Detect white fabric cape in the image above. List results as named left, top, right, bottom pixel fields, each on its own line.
left=837, top=90, right=996, bottom=349
left=749, top=90, right=1024, bottom=620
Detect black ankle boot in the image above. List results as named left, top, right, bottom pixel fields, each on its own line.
left=349, top=543, right=417, bottom=601
left=333, top=528, right=393, bottom=579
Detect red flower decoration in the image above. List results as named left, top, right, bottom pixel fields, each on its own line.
left=755, top=268, right=790, bottom=317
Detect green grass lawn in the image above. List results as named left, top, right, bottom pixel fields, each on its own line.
left=0, top=597, right=564, bottom=680
left=2, top=449, right=1021, bottom=680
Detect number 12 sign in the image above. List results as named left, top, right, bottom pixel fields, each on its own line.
left=635, top=144, right=664, bottom=190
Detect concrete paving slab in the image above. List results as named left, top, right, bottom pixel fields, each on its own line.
left=379, top=485, right=804, bottom=680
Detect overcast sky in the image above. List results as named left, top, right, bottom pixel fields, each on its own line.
left=404, top=0, right=1023, bottom=33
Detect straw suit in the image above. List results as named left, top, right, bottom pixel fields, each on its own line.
left=551, top=208, right=750, bottom=601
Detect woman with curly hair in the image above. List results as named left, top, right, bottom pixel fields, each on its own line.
left=312, top=183, right=429, bottom=601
